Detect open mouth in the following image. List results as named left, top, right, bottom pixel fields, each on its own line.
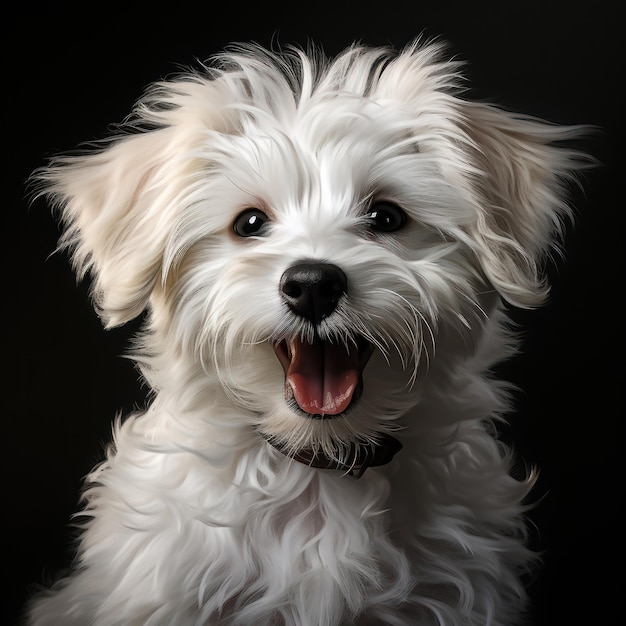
left=273, top=335, right=374, bottom=418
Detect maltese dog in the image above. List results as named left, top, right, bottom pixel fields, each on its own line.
left=26, top=39, right=586, bottom=625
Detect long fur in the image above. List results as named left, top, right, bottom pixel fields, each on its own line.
left=26, top=39, right=588, bottom=625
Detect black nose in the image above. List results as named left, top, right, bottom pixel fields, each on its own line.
left=279, top=262, right=348, bottom=325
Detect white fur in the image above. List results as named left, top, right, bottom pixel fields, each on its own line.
left=26, top=40, right=587, bottom=625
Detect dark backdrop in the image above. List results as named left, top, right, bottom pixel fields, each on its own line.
left=6, top=1, right=623, bottom=624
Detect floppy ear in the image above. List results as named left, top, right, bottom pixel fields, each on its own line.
left=372, top=40, right=589, bottom=308
left=460, top=102, right=587, bottom=308
left=32, top=77, right=233, bottom=328
left=33, top=130, right=181, bottom=327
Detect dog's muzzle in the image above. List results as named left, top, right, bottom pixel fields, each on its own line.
left=274, top=261, right=373, bottom=417
left=268, top=260, right=403, bottom=477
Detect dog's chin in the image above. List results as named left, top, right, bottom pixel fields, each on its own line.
left=257, top=405, right=383, bottom=465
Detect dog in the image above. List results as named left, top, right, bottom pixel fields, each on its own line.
left=26, top=39, right=587, bottom=625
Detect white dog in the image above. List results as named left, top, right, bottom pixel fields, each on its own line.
left=26, top=40, right=586, bottom=625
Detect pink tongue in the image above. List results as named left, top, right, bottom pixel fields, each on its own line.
left=287, top=338, right=360, bottom=416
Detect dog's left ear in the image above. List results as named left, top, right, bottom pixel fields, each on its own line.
left=459, top=102, right=588, bottom=308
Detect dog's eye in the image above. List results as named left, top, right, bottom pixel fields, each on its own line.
left=233, top=208, right=270, bottom=237
left=365, top=202, right=407, bottom=232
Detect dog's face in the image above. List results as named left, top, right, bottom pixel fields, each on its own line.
left=35, top=42, right=581, bottom=460
left=156, top=95, right=491, bottom=457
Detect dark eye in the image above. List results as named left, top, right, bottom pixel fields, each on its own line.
left=365, top=202, right=407, bottom=232
left=233, top=208, right=270, bottom=237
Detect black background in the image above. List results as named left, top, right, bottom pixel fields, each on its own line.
left=5, top=1, right=623, bottom=624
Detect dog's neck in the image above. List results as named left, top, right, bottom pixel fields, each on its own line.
left=261, top=433, right=403, bottom=479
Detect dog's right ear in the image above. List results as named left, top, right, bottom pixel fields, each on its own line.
left=31, top=77, right=234, bottom=328
left=32, top=129, right=182, bottom=327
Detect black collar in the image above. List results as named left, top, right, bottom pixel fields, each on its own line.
left=262, top=433, right=403, bottom=478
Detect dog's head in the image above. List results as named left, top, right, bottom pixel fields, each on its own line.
left=33, top=41, right=586, bottom=463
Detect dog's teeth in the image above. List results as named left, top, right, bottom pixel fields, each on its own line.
left=284, top=382, right=294, bottom=402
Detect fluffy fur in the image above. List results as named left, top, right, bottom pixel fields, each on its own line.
left=26, top=40, right=587, bottom=625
